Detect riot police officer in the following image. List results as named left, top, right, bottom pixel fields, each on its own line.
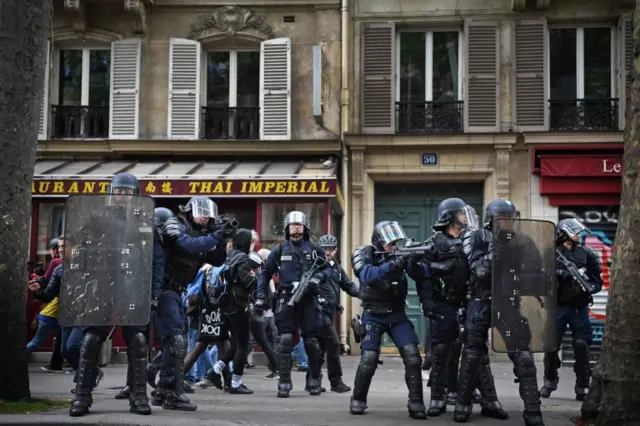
left=254, top=211, right=329, bottom=398
left=425, top=198, right=475, bottom=416
left=154, top=196, right=233, bottom=410
left=116, top=207, right=174, bottom=400
left=540, top=218, right=602, bottom=401
left=70, top=172, right=161, bottom=417
left=455, top=199, right=540, bottom=425
left=349, top=220, right=431, bottom=419
left=207, top=229, right=263, bottom=394
left=310, top=234, right=360, bottom=393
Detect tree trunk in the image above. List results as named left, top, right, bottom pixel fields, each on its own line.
left=579, top=2, right=640, bottom=424
left=0, top=0, right=51, bottom=401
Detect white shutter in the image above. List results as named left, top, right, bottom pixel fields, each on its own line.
left=168, top=38, right=201, bottom=140
left=38, top=40, right=51, bottom=140
left=260, top=38, right=291, bottom=140
left=109, top=38, right=141, bottom=139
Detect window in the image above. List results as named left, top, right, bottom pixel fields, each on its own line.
left=202, top=50, right=260, bottom=139
left=260, top=202, right=324, bottom=248
left=36, top=203, right=65, bottom=262
left=54, top=48, right=110, bottom=138
left=396, top=30, right=463, bottom=133
left=548, top=26, right=617, bottom=131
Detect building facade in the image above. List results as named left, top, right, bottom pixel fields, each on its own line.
left=30, top=0, right=345, bottom=350
left=345, top=0, right=631, bottom=355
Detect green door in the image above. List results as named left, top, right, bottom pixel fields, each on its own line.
left=374, top=183, right=484, bottom=349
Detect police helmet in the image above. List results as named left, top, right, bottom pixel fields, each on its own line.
left=319, top=234, right=338, bottom=249
left=433, top=198, right=468, bottom=231
left=108, top=172, right=140, bottom=195
left=154, top=207, right=174, bottom=229
left=556, top=218, right=590, bottom=245
left=483, top=199, right=518, bottom=229
left=371, top=220, right=407, bottom=251
left=49, top=238, right=59, bottom=250
left=283, top=211, right=310, bottom=239
left=180, top=196, right=219, bottom=220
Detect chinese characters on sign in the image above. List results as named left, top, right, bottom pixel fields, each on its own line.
left=31, top=179, right=337, bottom=196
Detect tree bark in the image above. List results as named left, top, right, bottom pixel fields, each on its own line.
left=579, top=2, right=640, bottom=424
left=0, top=0, right=51, bottom=401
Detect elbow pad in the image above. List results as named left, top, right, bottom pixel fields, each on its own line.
left=162, top=217, right=183, bottom=240
left=352, top=245, right=374, bottom=277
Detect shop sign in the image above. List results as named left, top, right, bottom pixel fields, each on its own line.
left=540, top=156, right=623, bottom=177
left=31, top=179, right=337, bottom=197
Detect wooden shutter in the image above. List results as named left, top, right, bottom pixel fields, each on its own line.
left=260, top=38, right=291, bottom=140
left=361, top=23, right=395, bottom=134
left=620, top=14, right=633, bottom=130
left=465, top=20, right=499, bottom=132
left=514, top=20, right=547, bottom=131
left=168, top=38, right=201, bottom=140
left=109, top=38, right=141, bottom=139
left=38, top=40, right=51, bottom=141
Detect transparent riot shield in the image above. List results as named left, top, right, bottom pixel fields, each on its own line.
left=58, top=194, right=155, bottom=327
left=491, top=218, right=557, bottom=353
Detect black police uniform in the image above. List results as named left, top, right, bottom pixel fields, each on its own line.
left=540, top=219, right=602, bottom=401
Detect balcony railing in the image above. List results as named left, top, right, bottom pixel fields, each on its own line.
left=549, top=98, right=619, bottom=132
left=396, top=100, right=464, bottom=134
left=51, top=105, right=109, bottom=138
left=201, top=106, right=259, bottom=140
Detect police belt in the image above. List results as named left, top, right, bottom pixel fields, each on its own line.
left=363, top=304, right=405, bottom=315
left=164, top=276, right=187, bottom=294
left=434, top=291, right=466, bottom=305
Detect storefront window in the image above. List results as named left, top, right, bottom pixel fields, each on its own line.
left=36, top=203, right=65, bottom=263
left=260, top=202, right=324, bottom=248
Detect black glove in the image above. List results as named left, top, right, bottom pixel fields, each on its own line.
left=556, top=269, right=571, bottom=281
left=151, top=298, right=159, bottom=311
left=253, top=299, right=266, bottom=316
left=222, top=221, right=237, bottom=239
left=309, top=274, right=323, bottom=293
left=392, top=256, right=406, bottom=271
left=336, top=304, right=344, bottom=314
left=421, top=299, right=441, bottom=320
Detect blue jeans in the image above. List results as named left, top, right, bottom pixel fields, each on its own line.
left=61, top=326, right=86, bottom=369
left=27, top=320, right=57, bottom=353
left=185, top=327, right=216, bottom=384
left=293, top=330, right=308, bottom=368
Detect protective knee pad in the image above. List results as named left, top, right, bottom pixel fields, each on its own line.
left=168, top=334, right=187, bottom=360
left=128, top=332, right=148, bottom=359
left=573, top=339, right=589, bottom=358
left=359, top=350, right=379, bottom=376
left=512, top=352, right=536, bottom=379
left=80, top=331, right=104, bottom=360
left=399, top=344, right=422, bottom=369
left=279, top=333, right=294, bottom=353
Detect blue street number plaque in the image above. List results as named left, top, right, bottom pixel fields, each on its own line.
left=422, top=153, right=438, bottom=165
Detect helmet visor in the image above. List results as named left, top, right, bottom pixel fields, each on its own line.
left=560, top=218, right=591, bottom=238
left=464, top=205, right=479, bottom=231
left=376, top=221, right=407, bottom=246
left=191, top=198, right=218, bottom=219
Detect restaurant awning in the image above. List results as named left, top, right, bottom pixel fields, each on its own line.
left=32, top=159, right=339, bottom=199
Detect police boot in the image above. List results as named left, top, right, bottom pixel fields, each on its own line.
left=400, top=344, right=427, bottom=420
left=277, top=333, right=294, bottom=398
left=70, top=333, right=102, bottom=417
left=445, top=341, right=462, bottom=405
left=539, top=351, right=559, bottom=398
left=573, top=339, right=591, bottom=401
left=330, top=378, right=351, bottom=393
left=128, top=334, right=152, bottom=415
left=510, top=352, right=545, bottom=426
left=427, top=343, right=449, bottom=417
left=477, top=354, right=508, bottom=420
left=162, top=336, right=197, bottom=411
left=304, top=337, right=323, bottom=396
left=350, top=350, right=379, bottom=415
left=453, top=349, right=482, bottom=423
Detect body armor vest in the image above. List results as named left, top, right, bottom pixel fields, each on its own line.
left=163, top=216, right=206, bottom=292
left=359, top=249, right=408, bottom=312
left=429, top=232, right=470, bottom=303
left=557, top=245, right=591, bottom=307
left=277, top=240, right=316, bottom=289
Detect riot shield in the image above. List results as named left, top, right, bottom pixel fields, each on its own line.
left=58, top=194, right=155, bottom=327
left=491, top=218, right=556, bottom=353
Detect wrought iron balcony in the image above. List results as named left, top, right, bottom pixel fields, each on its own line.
left=51, top=105, right=109, bottom=139
left=201, top=106, right=259, bottom=140
left=549, top=98, right=619, bottom=132
left=396, top=101, right=464, bottom=134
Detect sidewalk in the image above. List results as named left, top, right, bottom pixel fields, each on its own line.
left=1, top=356, right=582, bottom=425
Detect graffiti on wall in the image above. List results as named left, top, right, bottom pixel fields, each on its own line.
left=559, top=206, right=618, bottom=322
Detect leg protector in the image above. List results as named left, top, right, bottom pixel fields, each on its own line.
left=540, top=351, right=560, bottom=398
left=446, top=341, right=462, bottom=405
left=477, top=354, right=508, bottom=420
left=127, top=332, right=151, bottom=415
left=277, top=333, right=294, bottom=398
left=350, top=350, right=379, bottom=415
left=70, top=332, right=103, bottom=417
left=510, top=352, right=542, bottom=415
left=427, top=343, right=449, bottom=416
left=304, top=337, right=323, bottom=395
left=573, top=339, right=591, bottom=400
left=399, top=344, right=427, bottom=420
left=453, top=349, right=482, bottom=422
left=162, top=334, right=197, bottom=411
